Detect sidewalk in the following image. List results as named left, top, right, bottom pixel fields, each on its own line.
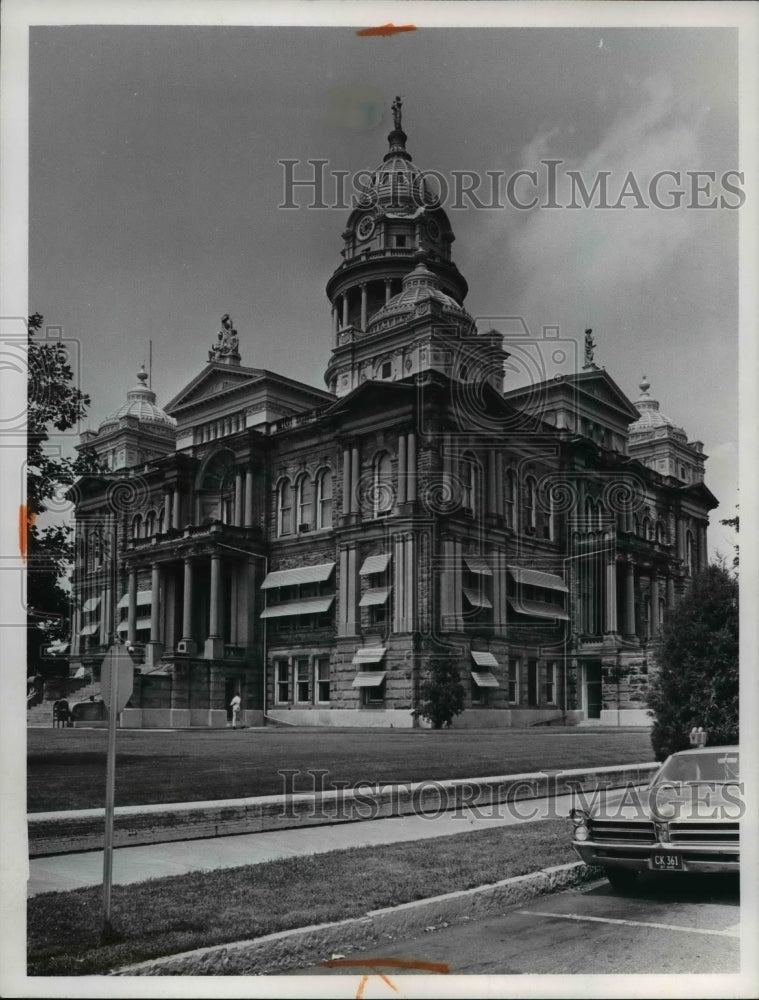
left=28, top=790, right=577, bottom=897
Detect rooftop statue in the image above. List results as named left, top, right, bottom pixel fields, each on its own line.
left=392, top=95, right=403, bottom=130
left=209, top=314, right=239, bottom=362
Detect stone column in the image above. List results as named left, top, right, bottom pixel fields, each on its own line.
left=407, top=431, right=417, bottom=502
left=605, top=557, right=618, bottom=633
left=487, top=450, right=497, bottom=515
left=350, top=446, right=359, bottom=515
left=650, top=575, right=660, bottom=634
left=623, top=561, right=636, bottom=636
left=127, top=568, right=137, bottom=644
left=148, top=562, right=163, bottom=667
left=244, top=468, right=254, bottom=527
left=384, top=279, right=392, bottom=303
left=172, top=489, right=181, bottom=530
left=342, top=447, right=351, bottom=516
left=666, top=575, right=675, bottom=611
left=205, top=554, right=224, bottom=658
left=163, top=492, right=172, bottom=533
left=332, top=304, right=338, bottom=339
left=180, top=557, right=196, bottom=655
left=360, top=283, right=368, bottom=330
left=234, top=469, right=243, bottom=527
left=397, top=433, right=407, bottom=504
left=342, top=292, right=349, bottom=328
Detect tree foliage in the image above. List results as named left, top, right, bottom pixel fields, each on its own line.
left=648, top=564, right=739, bottom=760
left=416, top=657, right=466, bottom=729
left=27, top=313, right=99, bottom=674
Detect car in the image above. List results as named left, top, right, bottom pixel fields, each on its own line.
left=570, top=745, right=741, bottom=891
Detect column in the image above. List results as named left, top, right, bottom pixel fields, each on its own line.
left=350, top=446, right=359, bottom=515
left=332, top=304, right=338, bottom=339
left=495, top=453, right=504, bottom=518
left=342, top=292, right=349, bottom=328
left=172, top=489, right=181, bottom=530
left=234, top=469, right=243, bottom=527
left=205, top=554, right=224, bottom=658
left=487, top=450, right=497, bottom=515
left=244, top=467, right=254, bottom=527
left=342, top=447, right=351, bottom=516
left=605, top=557, right=618, bottom=633
left=346, top=546, right=357, bottom=635
left=650, top=575, right=660, bottom=634
left=384, top=279, right=392, bottom=303
left=397, top=433, right=407, bottom=505
left=127, top=568, right=137, bottom=644
left=148, top=562, right=164, bottom=667
left=163, top=492, right=172, bottom=533
left=180, top=557, right=196, bottom=655
left=666, top=575, right=675, bottom=611
left=393, top=535, right=404, bottom=632
left=623, top=561, right=636, bottom=636
left=407, top=431, right=417, bottom=502
left=360, top=283, right=367, bottom=330
left=405, top=535, right=416, bottom=632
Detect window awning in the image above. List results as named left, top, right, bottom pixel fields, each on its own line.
left=116, top=618, right=152, bottom=632
left=260, top=595, right=335, bottom=619
left=471, top=671, right=500, bottom=688
left=508, top=597, right=570, bottom=621
left=47, top=642, right=69, bottom=654
left=79, top=623, right=99, bottom=636
left=359, top=553, right=391, bottom=576
left=507, top=566, right=568, bottom=593
left=261, top=562, right=336, bottom=589
left=352, top=647, right=387, bottom=665
left=352, top=671, right=387, bottom=688
left=464, top=555, right=492, bottom=576
left=117, top=590, right=153, bottom=609
left=359, top=587, right=392, bottom=607
left=471, top=650, right=498, bottom=668
left=463, top=587, right=492, bottom=609
left=82, top=597, right=101, bottom=613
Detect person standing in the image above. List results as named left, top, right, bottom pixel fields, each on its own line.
left=230, top=692, right=242, bottom=729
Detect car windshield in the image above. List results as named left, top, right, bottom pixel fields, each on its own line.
left=653, top=750, right=740, bottom=784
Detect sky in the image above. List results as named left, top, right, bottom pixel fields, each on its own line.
left=26, top=17, right=742, bottom=557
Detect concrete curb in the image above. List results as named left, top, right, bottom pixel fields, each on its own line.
left=28, top=762, right=658, bottom=856
left=114, top=860, right=603, bottom=976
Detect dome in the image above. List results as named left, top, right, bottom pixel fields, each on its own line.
left=99, top=366, right=176, bottom=432
left=629, top=376, right=686, bottom=439
left=367, top=262, right=473, bottom=333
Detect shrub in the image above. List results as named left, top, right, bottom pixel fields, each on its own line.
left=416, top=656, right=466, bottom=729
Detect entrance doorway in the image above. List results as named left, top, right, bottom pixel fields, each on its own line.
left=584, top=660, right=602, bottom=719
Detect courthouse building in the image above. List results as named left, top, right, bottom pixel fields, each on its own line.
left=66, top=101, right=716, bottom=727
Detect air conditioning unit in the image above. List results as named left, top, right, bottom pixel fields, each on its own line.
left=299, top=523, right=311, bottom=532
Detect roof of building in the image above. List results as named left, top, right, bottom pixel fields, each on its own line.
left=367, top=262, right=473, bottom=332
left=98, top=366, right=176, bottom=432
left=629, top=376, right=687, bottom=440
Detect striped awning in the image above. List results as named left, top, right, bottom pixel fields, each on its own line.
left=463, top=587, right=492, bottom=609
left=471, top=671, right=500, bottom=688
left=260, top=596, right=335, bottom=619
left=471, top=650, right=498, bottom=669
left=508, top=597, right=570, bottom=621
left=82, top=597, right=101, bottom=613
left=117, top=590, right=153, bottom=609
left=359, top=587, right=391, bottom=607
left=79, top=623, right=99, bottom=636
left=359, top=553, right=391, bottom=576
left=116, top=618, right=152, bottom=632
left=464, top=555, right=492, bottom=576
left=507, top=566, right=568, bottom=593
left=261, top=563, right=335, bottom=589
left=352, top=671, right=387, bottom=688
left=352, top=647, right=387, bottom=665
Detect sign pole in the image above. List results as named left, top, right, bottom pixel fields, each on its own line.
left=101, top=649, right=119, bottom=941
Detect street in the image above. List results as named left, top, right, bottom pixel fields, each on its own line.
left=288, top=873, right=740, bottom=978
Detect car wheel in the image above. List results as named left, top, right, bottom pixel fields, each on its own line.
left=605, top=868, right=640, bottom=892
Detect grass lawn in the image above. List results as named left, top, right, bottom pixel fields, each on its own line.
left=28, top=818, right=576, bottom=976
left=27, top=727, right=655, bottom=812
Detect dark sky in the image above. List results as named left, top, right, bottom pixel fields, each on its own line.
left=27, top=20, right=742, bottom=556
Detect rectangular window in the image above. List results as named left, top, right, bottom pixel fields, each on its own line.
left=507, top=658, right=519, bottom=703
left=316, top=657, right=330, bottom=702
left=362, top=676, right=386, bottom=706
left=296, top=658, right=310, bottom=703
left=527, top=658, right=539, bottom=707
left=546, top=661, right=556, bottom=704
left=275, top=661, right=290, bottom=703
left=395, top=235, right=406, bottom=248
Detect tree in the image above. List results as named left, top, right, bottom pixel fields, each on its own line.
left=415, top=657, right=466, bottom=729
left=26, top=313, right=100, bottom=675
left=719, top=506, right=739, bottom=570
left=648, top=564, right=739, bottom=760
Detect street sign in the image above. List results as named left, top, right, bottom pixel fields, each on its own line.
left=100, top=644, right=134, bottom=715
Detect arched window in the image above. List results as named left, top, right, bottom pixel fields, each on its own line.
left=642, top=517, right=651, bottom=541
left=373, top=452, right=394, bottom=517
left=278, top=479, right=293, bottom=535
left=596, top=501, right=606, bottom=531
left=460, top=452, right=477, bottom=516
left=656, top=520, right=666, bottom=544
left=525, top=476, right=538, bottom=531
left=297, top=475, right=313, bottom=530
left=145, top=510, right=156, bottom=538
left=315, top=469, right=333, bottom=529
left=131, top=513, right=142, bottom=540
left=220, top=469, right=236, bottom=524
left=504, top=467, right=518, bottom=528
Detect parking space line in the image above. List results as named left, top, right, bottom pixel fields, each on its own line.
left=516, top=910, right=740, bottom=938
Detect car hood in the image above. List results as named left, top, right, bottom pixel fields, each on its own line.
left=581, top=781, right=743, bottom=824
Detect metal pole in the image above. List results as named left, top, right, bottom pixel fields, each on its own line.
left=101, top=652, right=119, bottom=940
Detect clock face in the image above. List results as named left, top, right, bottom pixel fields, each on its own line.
left=356, top=215, right=375, bottom=241
left=425, top=218, right=441, bottom=241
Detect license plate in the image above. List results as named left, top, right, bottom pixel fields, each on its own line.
left=651, top=852, right=683, bottom=871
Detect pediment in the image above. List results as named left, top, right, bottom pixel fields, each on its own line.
left=571, top=370, right=640, bottom=422
left=165, top=364, right=264, bottom=415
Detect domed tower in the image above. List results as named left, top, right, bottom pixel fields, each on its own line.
left=628, top=375, right=706, bottom=484
left=78, top=365, right=176, bottom=470
left=325, top=97, right=468, bottom=347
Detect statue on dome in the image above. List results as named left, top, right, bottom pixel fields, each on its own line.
left=208, top=314, right=239, bottom=362
left=583, top=328, right=596, bottom=368
left=391, top=95, right=403, bottom=130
